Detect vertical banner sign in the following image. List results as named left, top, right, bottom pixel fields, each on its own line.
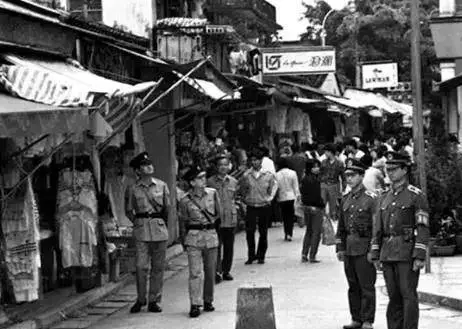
left=261, top=47, right=336, bottom=76
left=361, top=62, right=398, bottom=90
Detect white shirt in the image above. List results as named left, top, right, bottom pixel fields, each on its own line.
left=261, top=156, right=276, bottom=174
left=363, top=167, right=384, bottom=193
left=275, top=168, right=300, bottom=202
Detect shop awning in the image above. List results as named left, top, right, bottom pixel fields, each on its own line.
left=0, top=53, right=159, bottom=136
left=0, top=92, right=88, bottom=138
left=279, top=79, right=341, bottom=98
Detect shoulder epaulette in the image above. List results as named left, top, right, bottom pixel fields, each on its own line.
left=408, top=185, right=422, bottom=195
left=365, top=190, right=377, bottom=198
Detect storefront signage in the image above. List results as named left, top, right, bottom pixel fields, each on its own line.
left=361, top=62, right=398, bottom=90
left=261, top=47, right=336, bottom=75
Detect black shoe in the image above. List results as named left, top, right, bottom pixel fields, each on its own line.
left=245, top=257, right=255, bottom=265
left=301, top=255, right=309, bottom=263
left=287, top=235, right=292, bottom=241
left=215, top=273, right=223, bottom=284
left=257, top=259, right=265, bottom=264
left=309, top=259, right=321, bottom=263
left=148, top=302, right=162, bottom=313
left=130, top=301, right=145, bottom=313
left=204, top=302, right=215, bottom=312
left=189, top=305, right=201, bottom=318
left=222, top=272, right=234, bottom=281
left=343, top=321, right=362, bottom=329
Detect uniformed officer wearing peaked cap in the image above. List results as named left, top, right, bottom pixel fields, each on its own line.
left=179, top=165, right=222, bottom=318
left=337, top=158, right=377, bottom=329
left=369, top=150, right=430, bottom=329
left=129, top=152, right=152, bottom=169
left=125, top=152, right=170, bottom=314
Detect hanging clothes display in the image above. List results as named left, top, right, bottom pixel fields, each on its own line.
left=299, top=113, right=313, bottom=144
left=286, top=107, right=304, bottom=132
left=267, top=103, right=287, bottom=134
left=1, top=178, right=41, bottom=302
left=56, top=164, right=98, bottom=268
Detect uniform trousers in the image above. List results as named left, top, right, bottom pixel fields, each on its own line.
left=321, top=182, right=340, bottom=221
left=216, top=227, right=236, bottom=275
left=245, top=205, right=271, bottom=261
left=187, top=246, right=218, bottom=306
left=344, top=254, right=377, bottom=324
left=382, top=261, right=420, bottom=329
left=279, top=200, right=295, bottom=237
left=135, top=240, right=167, bottom=305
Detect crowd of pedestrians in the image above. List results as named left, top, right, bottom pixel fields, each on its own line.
left=125, top=133, right=429, bottom=329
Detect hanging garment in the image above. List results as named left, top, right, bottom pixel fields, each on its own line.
left=286, top=107, right=304, bottom=132
left=104, top=174, right=133, bottom=227
left=299, top=113, right=313, bottom=144
left=1, top=178, right=41, bottom=302
left=56, top=168, right=98, bottom=268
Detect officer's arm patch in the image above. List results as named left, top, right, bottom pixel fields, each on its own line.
left=408, top=185, right=422, bottom=195
left=416, top=210, right=429, bottom=226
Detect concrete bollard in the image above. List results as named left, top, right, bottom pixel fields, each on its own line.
left=235, top=285, right=276, bottom=329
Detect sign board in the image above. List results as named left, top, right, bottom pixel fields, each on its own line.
left=261, top=47, right=336, bottom=75
left=102, top=0, right=153, bottom=38
left=361, top=62, right=398, bottom=89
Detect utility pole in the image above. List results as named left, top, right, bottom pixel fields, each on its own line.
left=411, top=0, right=427, bottom=194
left=411, top=0, right=430, bottom=273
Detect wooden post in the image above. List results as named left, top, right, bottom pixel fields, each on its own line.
left=411, top=0, right=430, bottom=273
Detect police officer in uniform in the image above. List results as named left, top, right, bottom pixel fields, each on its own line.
left=369, top=151, right=430, bottom=329
left=125, top=152, right=170, bottom=313
left=336, top=159, right=377, bottom=329
left=179, top=166, right=222, bottom=318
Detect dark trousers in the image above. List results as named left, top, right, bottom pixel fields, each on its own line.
left=216, top=227, right=236, bottom=275
left=279, top=200, right=295, bottom=237
left=302, top=206, right=323, bottom=259
left=245, top=206, right=271, bottom=261
left=344, top=255, right=377, bottom=324
left=382, top=261, right=420, bottom=329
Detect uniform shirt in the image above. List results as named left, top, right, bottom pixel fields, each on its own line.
left=238, top=168, right=278, bottom=207
left=207, top=174, right=238, bottom=228
left=370, top=183, right=430, bottom=262
left=320, top=158, right=344, bottom=185
left=363, top=167, right=384, bottom=193
left=125, top=177, right=170, bottom=242
left=336, top=185, right=377, bottom=256
left=261, top=156, right=276, bottom=174
left=179, top=187, right=221, bottom=248
left=275, top=168, right=300, bottom=202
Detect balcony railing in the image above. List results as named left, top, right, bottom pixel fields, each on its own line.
left=207, top=0, right=277, bottom=24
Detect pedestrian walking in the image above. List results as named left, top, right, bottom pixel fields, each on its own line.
left=207, top=154, right=238, bottom=282
left=320, top=143, right=344, bottom=222
left=238, top=147, right=278, bottom=265
left=179, top=166, right=222, bottom=318
left=336, top=159, right=377, bottom=329
left=125, top=152, right=170, bottom=314
left=300, top=158, right=325, bottom=263
left=275, top=157, right=300, bottom=241
left=369, top=151, right=430, bottom=329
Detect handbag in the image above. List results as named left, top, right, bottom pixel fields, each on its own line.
left=294, top=199, right=305, bottom=228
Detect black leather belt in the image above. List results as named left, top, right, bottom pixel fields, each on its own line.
left=135, top=212, right=163, bottom=219
left=188, top=223, right=215, bottom=230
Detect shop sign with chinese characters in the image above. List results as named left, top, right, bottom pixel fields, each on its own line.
left=261, top=47, right=336, bottom=75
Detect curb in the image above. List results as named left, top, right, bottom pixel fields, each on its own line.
left=418, top=291, right=462, bottom=312
left=6, top=244, right=184, bottom=329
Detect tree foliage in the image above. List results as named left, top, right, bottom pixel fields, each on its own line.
left=302, top=0, right=440, bottom=107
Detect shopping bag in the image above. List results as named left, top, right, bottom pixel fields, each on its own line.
left=294, top=199, right=305, bottom=227
left=322, top=215, right=336, bottom=246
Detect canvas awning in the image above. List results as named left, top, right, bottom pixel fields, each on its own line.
left=0, top=92, right=88, bottom=138
left=0, top=53, right=158, bottom=137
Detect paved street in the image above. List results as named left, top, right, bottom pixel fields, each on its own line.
left=86, top=225, right=462, bottom=329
